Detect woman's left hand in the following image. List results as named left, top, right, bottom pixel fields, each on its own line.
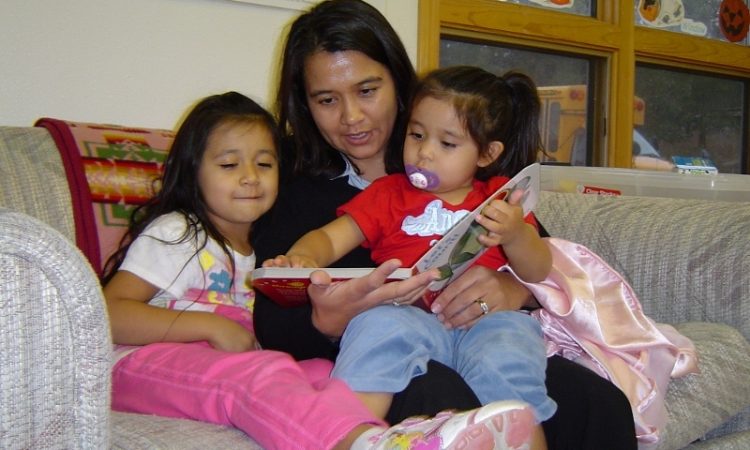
left=430, top=265, right=537, bottom=329
left=306, top=259, right=439, bottom=338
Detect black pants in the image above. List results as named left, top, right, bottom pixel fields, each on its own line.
left=387, top=356, right=637, bottom=450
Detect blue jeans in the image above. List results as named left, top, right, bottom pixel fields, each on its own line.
left=332, top=304, right=557, bottom=421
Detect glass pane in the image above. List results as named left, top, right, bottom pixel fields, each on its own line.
left=496, top=0, right=593, bottom=17
left=635, top=0, right=750, bottom=46
left=635, top=65, right=747, bottom=173
left=441, top=38, right=592, bottom=165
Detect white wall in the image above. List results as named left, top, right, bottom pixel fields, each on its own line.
left=0, top=0, right=417, bottom=129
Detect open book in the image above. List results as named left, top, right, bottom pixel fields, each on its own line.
left=252, top=163, right=541, bottom=308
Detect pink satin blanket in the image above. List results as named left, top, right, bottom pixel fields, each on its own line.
left=509, top=238, right=698, bottom=448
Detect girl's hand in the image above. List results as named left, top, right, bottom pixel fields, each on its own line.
left=205, top=314, right=258, bottom=352
left=262, top=254, right=318, bottom=268
left=475, top=189, right=526, bottom=248
left=430, top=266, right=536, bottom=329
left=306, top=259, right=439, bottom=338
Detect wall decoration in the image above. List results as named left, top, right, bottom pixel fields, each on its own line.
left=638, top=0, right=686, bottom=27
left=529, top=0, right=573, bottom=8
left=719, top=0, right=750, bottom=42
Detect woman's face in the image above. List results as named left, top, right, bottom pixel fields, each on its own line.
left=304, top=50, right=398, bottom=177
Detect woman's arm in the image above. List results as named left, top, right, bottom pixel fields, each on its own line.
left=105, top=270, right=255, bottom=352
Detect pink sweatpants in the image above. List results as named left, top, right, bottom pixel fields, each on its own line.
left=112, top=342, right=384, bottom=450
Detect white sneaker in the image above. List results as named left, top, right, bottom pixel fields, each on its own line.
left=365, top=400, right=535, bottom=449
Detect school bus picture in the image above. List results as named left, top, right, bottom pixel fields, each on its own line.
left=537, top=85, right=673, bottom=170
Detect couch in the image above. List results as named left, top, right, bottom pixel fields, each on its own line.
left=1, top=122, right=749, bottom=449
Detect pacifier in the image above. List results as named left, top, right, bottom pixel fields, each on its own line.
left=405, top=164, right=440, bottom=190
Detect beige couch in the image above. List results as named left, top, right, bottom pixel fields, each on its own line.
left=1, top=124, right=749, bottom=449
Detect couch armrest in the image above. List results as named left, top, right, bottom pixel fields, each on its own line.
left=536, top=191, right=750, bottom=342
left=0, top=208, right=111, bottom=449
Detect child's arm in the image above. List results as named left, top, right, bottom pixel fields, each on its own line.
left=475, top=196, right=552, bottom=283
left=263, top=214, right=365, bottom=268
left=104, top=271, right=256, bottom=352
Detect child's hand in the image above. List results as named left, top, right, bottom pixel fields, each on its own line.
left=263, top=255, right=292, bottom=267
left=474, top=189, right=526, bottom=248
left=262, top=254, right=318, bottom=268
left=207, top=317, right=258, bottom=352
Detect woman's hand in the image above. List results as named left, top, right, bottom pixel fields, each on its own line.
left=307, top=259, right=439, bottom=338
left=430, top=266, right=537, bottom=329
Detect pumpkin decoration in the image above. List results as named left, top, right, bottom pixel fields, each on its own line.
left=719, top=0, right=750, bottom=42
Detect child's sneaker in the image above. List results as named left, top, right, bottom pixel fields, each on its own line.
left=364, top=400, right=535, bottom=449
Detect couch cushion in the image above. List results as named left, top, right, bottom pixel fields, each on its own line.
left=685, top=429, right=750, bottom=449
left=656, top=322, right=750, bottom=450
left=35, top=118, right=174, bottom=275
left=111, top=412, right=261, bottom=449
left=536, top=191, right=750, bottom=342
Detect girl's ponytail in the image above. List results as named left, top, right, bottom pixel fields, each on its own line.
left=500, top=72, right=542, bottom=176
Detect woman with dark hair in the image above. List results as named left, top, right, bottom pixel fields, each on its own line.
left=103, top=91, right=536, bottom=450
left=253, top=1, right=637, bottom=448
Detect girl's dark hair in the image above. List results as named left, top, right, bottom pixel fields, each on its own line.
left=275, top=0, right=416, bottom=178
left=101, top=91, right=280, bottom=284
left=412, top=66, right=542, bottom=179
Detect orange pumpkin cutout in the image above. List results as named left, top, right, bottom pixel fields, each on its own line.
left=719, top=0, right=750, bottom=42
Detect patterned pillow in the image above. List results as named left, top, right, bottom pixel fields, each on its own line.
left=35, top=118, right=174, bottom=275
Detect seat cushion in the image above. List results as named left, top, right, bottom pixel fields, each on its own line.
left=111, top=412, right=262, bottom=449
left=656, top=322, right=750, bottom=450
left=685, top=429, right=750, bottom=449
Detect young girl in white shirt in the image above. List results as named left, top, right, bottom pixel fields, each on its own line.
left=103, top=90, right=535, bottom=450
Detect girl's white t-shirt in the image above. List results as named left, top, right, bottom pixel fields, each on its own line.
left=120, top=212, right=256, bottom=312
left=114, top=212, right=256, bottom=363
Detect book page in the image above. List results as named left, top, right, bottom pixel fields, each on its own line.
left=412, top=163, right=541, bottom=306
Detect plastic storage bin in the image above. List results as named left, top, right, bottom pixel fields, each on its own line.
left=541, top=165, right=750, bottom=202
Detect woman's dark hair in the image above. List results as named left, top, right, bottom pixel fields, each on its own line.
left=275, top=0, right=416, bottom=178
left=412, top=66, right=542, bottom=179
left=101, top=91, right=280, bottom=284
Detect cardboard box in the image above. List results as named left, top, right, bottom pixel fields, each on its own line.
left=541, top=165, right=750, bottom=202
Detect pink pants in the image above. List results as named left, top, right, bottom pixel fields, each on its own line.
left=112, top=342, right=384, bottom=450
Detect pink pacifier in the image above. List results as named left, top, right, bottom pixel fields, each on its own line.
left=405, top=164, right=440, bottom=190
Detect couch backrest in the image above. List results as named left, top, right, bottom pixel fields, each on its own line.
left=34, top=118, right=174, bottom=276
left=0, top=126, right=76, bottom=243
left=536, top=191, right=750, bottom=341
left=0, top=122, right=174, bottom=276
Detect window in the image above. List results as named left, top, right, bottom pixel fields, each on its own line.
left=636, top=65, right=746, bottom=173
left=418, top=0, right=750, bottom=173
left=441, top=39, right=596, bottom=166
